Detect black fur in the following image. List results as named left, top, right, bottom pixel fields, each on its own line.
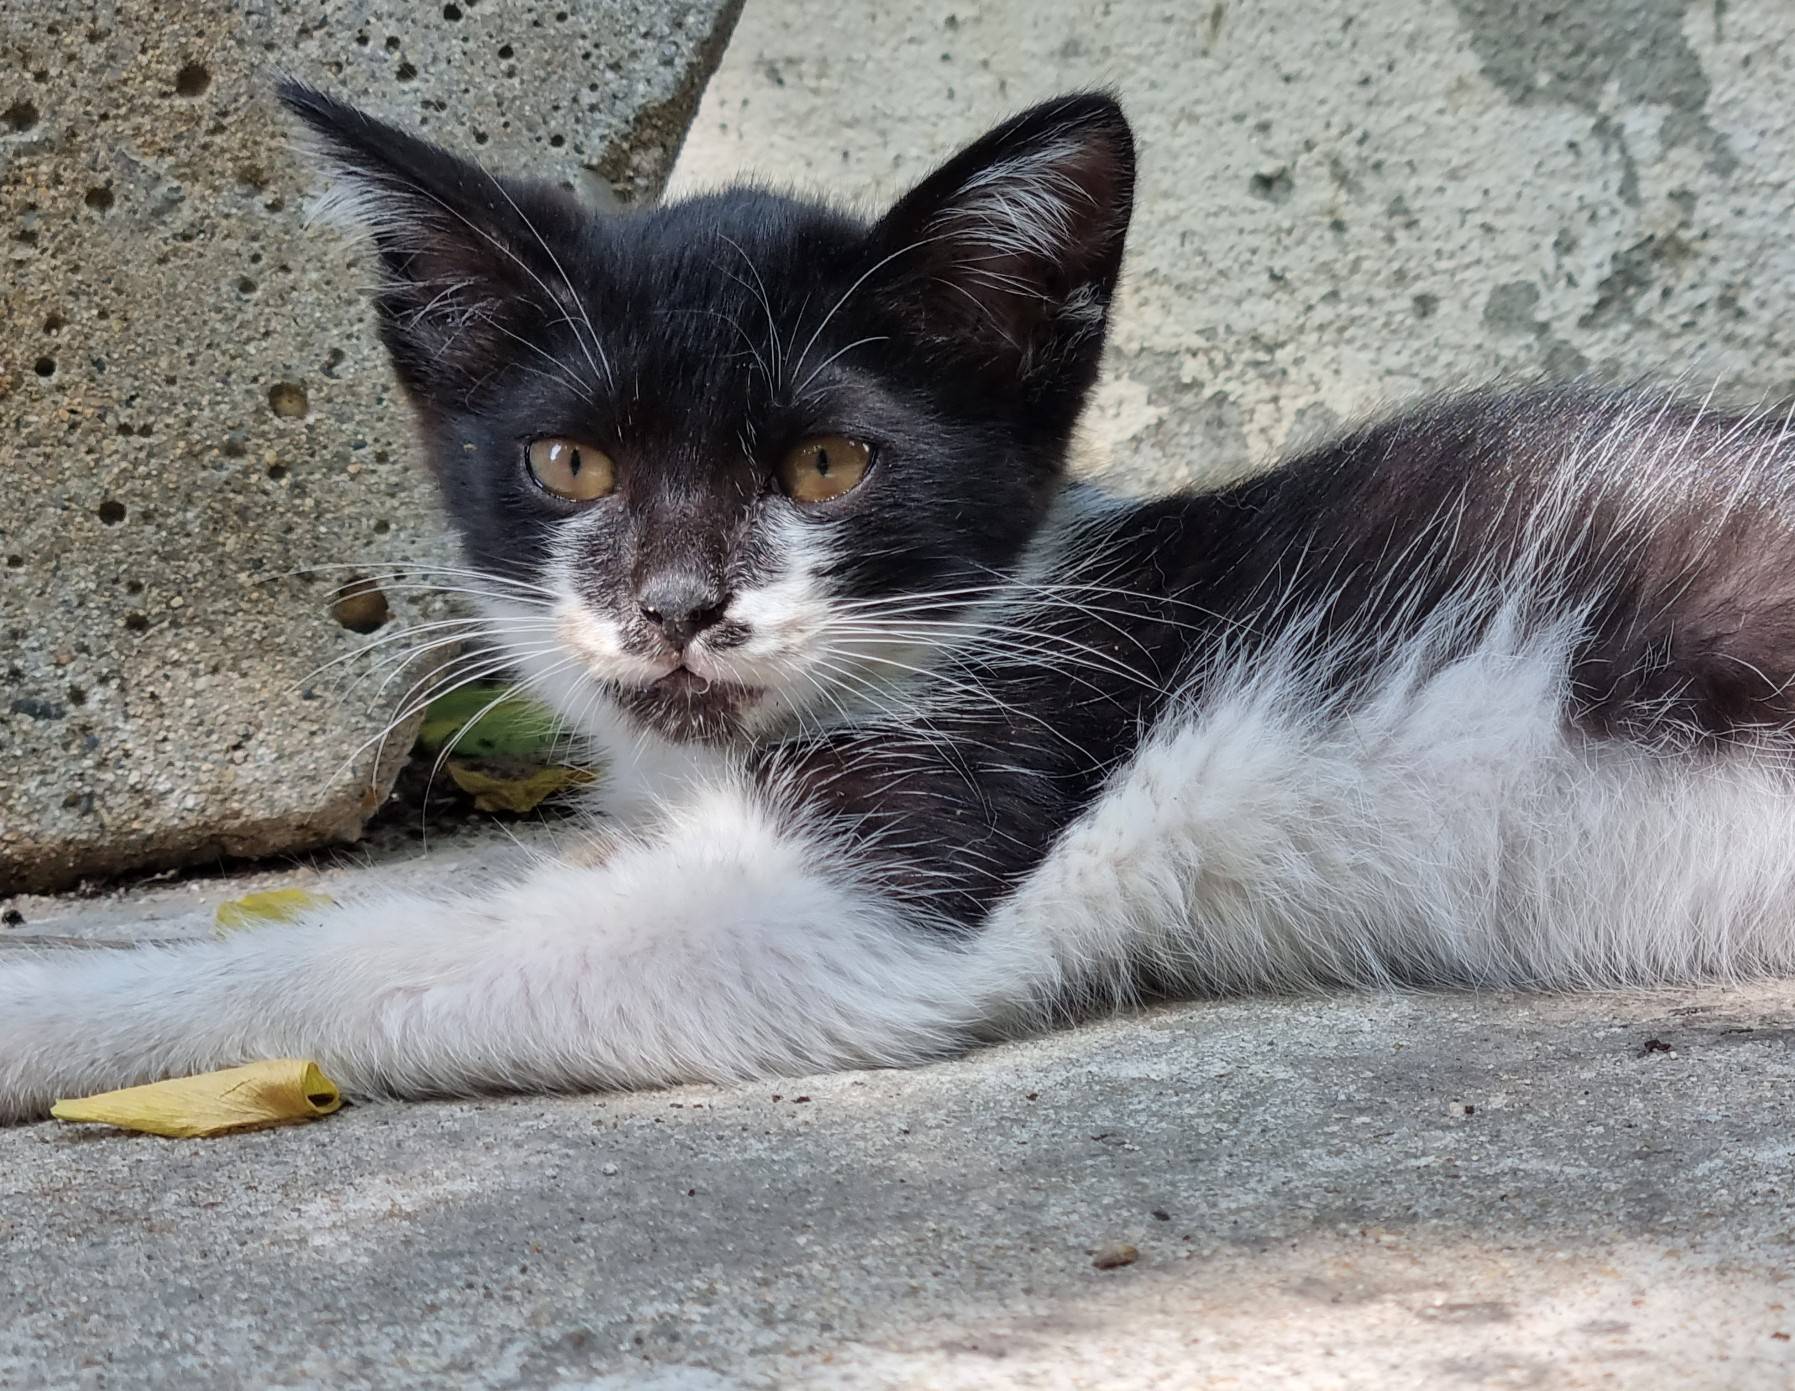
left=280, top=82, right=1132, bottom=633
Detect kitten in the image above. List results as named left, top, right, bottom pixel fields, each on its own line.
left=5, top=83, right=1795, bottom=1120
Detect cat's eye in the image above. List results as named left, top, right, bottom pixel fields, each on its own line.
left=525, top=436, right=616, bottom=502
left=777, top=435, right=873, bottom=504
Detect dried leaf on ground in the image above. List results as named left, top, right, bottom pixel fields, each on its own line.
left=51, top=1060, right=343, bottom=1138
left=446, top=761, right=596, bottom=813
left=214, top=888, right=335, bottom=935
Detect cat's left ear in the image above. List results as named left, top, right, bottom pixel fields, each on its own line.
left=870, top=93, right=1135, bottom=398
left=278, top=80, right=598, bottom=409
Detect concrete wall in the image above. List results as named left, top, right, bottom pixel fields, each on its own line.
left=0, top=0, right=741, bottom=891
left=670, top=0, right=1795, bottom=490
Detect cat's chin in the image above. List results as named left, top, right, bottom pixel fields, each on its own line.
left=610, top=668, right=764, bottom=746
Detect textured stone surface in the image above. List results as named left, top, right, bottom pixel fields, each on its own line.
left=0, top=0, right=743, bottom=893
left=669, top=0, right=1795, bottom=491
left=3, top=847, right=1794, bottom=1389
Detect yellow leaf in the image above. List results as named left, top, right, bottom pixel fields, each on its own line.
left=51, top=1060, right=344, bottom=1139
left=447, top=762, right=595, bottom=813
left=214, top=888, right=334, bottom=935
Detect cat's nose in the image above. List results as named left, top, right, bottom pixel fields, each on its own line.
left=637, top=578, right=728, bottom=651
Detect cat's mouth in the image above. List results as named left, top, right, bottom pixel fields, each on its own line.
left=610, top=664, right=763, bottom=744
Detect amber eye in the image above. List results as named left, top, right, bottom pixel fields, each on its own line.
left=777, top=435, right=873, bottom=504
left=525, top=437, right=616, bottom=502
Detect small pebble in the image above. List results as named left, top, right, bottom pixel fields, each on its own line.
left=600, top=1162, right=618, bottom=1176
left=1092, top=1242, right=1139, bottom=1270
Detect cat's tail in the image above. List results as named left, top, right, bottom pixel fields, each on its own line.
left=0, top=785, right=1049, bottom=1123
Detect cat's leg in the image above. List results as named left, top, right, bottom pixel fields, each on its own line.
left=0, top=782, right=1040, bottom=1122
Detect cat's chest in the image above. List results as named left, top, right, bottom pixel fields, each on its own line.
left=591, top=723, right=740, bottom=824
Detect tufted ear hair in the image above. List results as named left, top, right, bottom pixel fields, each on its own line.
left=278, top=80, right=604, bottom=408
left=869, top=93, right=1136, bottom=400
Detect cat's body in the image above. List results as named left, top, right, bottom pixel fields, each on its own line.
left=5, top=90, right=1795, bottom=1119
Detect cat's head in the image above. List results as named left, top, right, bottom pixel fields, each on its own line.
left=282, top=82, right=1135, bottom=745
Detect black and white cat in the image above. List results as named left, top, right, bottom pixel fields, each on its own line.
left=6, top=85, right=1795, bottom=1120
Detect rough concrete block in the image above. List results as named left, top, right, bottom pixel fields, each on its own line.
left=0, top=0, right=742, bottom=892
left=670, top=0, right=1795, bottom=492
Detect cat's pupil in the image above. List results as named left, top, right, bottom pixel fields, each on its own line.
left=815, top=449, right=831, bottom=477
left=567, top=448, right=582, bottom=476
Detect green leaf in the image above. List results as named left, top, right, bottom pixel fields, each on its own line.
left=415, top=684, right=561, bottom=758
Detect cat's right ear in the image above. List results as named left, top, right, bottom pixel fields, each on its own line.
left=867, top=93, right=1136, bottom=406
left=279, top=81, right=592, bottom=406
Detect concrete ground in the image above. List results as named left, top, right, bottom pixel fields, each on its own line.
left=9, top=1, right=1795, bottom=1386
left=4, top=836, right=1794, bottom=1388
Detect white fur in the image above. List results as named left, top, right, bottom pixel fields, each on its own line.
left=293, top=135, right=404, bottom=244
left=708, top=511, right=915, bottom=735
left=487, top=509, right=903, bottom=820
left=991, top=612, right=1795, bottom=1007
left=0, top=782, right=1035, bottom=1122
left=486, top=592, right=727, bottom=823
left=932, top=136, right=1098, bottom=266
